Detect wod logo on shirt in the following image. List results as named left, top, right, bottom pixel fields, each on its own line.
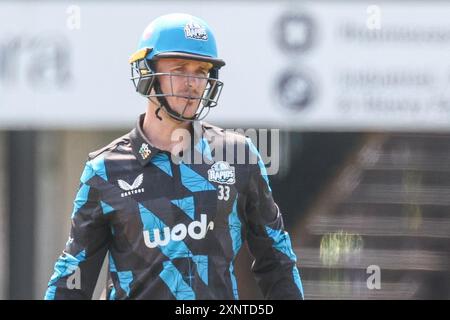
left=143, top=214, right=214, bottom=248
left=208, top=161, right=235, bottom=185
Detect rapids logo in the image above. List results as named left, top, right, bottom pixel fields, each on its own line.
left=184, top=21, right=208, bottom=41
left=208, top=161, right=235, bottom=185
left=118, top=173, right=145, bottom=197
left=143, top=214, right=214, bottom=248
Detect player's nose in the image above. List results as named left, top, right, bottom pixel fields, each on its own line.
left=184, top=74, right=202, bottom=90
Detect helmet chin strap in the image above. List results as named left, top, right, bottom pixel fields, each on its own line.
left=155, top=106, right=163, bottom=121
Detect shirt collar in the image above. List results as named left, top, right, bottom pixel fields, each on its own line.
left=130, top=113, right=204, bottom=167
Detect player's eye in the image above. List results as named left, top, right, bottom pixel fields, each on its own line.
left=191, top=67, right=208, bottom=77
left=170, top=67, right=184, bottom=73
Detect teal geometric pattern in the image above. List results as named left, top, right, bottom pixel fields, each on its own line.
left=159, top=260, right=195, bottom=300
left=45, top=250, right=86, bottom=299
left=171, top=196, right=195, bottom=220
left=265, top=225, right=303, bottom=297
left=150, top=152, right=173, bottom=177
left=71, top=184, right=90, bottom=218
left=246, top=138, right=271, bottom=192
left=100, top=201, right=115, bottom=215
left=195, top=137, right=213, bottom=162
left=228, top=197, right=242, bottom=300
left=179, top=163, right=215, bottom=192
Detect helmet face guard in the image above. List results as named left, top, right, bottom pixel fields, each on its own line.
left=130, top=13, right=226, bottom=122
left=130, top=52, right=224, bottom=121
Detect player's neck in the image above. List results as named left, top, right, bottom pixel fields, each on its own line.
left=142, top=103, right=192, bottom=153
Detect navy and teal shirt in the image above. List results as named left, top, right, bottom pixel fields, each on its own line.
left=44, top=113, right=304, bottom=300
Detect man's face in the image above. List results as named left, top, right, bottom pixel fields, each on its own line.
left=155, top=58, right=213, bottom=119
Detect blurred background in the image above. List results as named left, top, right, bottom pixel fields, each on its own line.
left=1, top=0, right=449, bottom=299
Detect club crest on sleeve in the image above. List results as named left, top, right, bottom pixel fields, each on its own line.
left=208, top=161, right=235, bottom=184
left=139, top=143, right=152, bottom=160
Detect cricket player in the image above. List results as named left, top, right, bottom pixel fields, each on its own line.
left=44, top=13, right=304, bottom=300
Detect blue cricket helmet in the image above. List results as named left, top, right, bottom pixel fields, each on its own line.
left=135, top=13, right=225, bottom=67
left=129, top=13, right=225, bottom=122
